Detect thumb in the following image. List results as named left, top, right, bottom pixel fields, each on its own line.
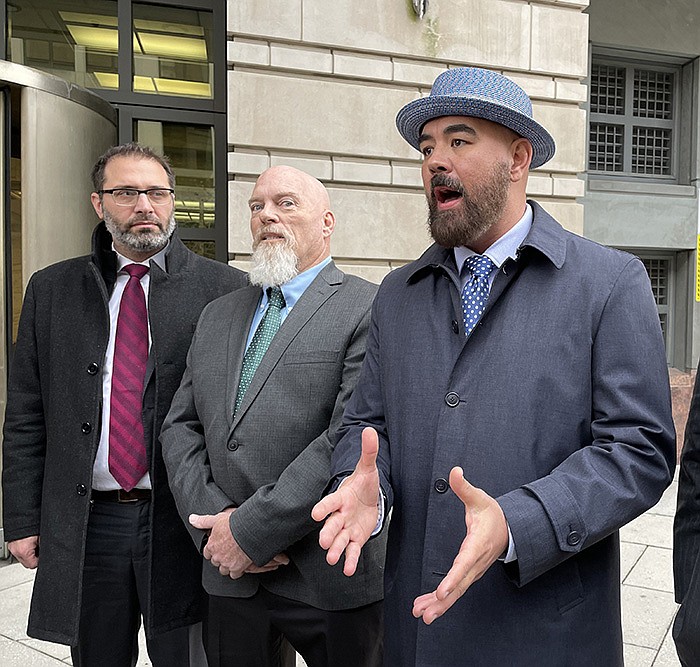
left=357, top=427, right=379, bottom=472
left=448, top=466, right=479, bottom=507
left=189, top=513, right=216, bottom=529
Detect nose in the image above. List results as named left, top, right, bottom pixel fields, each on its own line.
left=259, top=203, right=279, bottom=224
left=133, top=191, right=155, bottom=213
left=424, top=147, right=452, bottom=175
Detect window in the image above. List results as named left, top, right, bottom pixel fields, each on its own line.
left=7, top=1, right=120, bottom=91
left=640, top=255, right=674, bottom=363
left=7, top=1, right=222, bottom=111
left=589, top=58, right=680, bottom=181
left=132, top=3, right=213, bottom=99
left=6, top=1, right=227, bottom=262
left=127, top=109, right=227, bottom=262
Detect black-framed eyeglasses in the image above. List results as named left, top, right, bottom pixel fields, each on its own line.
left=98, top=188, right=175, bottom=207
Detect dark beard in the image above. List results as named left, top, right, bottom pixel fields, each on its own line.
left=427, top=163, right=510, bottom=249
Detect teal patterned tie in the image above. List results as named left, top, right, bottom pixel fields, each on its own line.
left=234, top=286, right=286, bottom=415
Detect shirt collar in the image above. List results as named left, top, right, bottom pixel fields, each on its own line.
left=114, top=243, right=168, bottom=273
left=454, top=203, right=533, bottom=274
left=263, top=255, right=332, bottom=311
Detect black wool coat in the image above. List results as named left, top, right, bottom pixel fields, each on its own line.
left=1, top=223, right=246, bottom=645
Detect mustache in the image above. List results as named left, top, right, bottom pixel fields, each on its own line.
left=128, top=214, right=161, bottom=226
left=430, top=173, right=466, bottom=198
left=253, top=224, right=294, bottom=245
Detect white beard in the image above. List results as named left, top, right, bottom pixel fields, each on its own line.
left=248, top=237, right=299, bottom=287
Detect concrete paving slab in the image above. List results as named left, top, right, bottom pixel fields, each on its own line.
left=0, top=635, right=64, bottom=665
left=624, top=546, right=674, bottom=593
left=18, top=638, right=71, bottom=662
left=622, top=585, right=679, bottom=650
left=653, top=622, right=681, bottom=667
left=621, top=541, right=646, bottom=582
left=0, top=580, right=36, bottom=641
left=624, top=642, right=657, bottom=667
left=648, top=481, right=679, bottom=518
left=621, top=512, right=674, bottom=549
left=0, top=561, right=35, bottom=591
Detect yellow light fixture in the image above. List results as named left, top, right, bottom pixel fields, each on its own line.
left=66, top=25, right=118, bottom=52
left=59, top=11, right=118, bottom=28
left=136, top=32, right=207, bottom=60
left=133, top=75, right=157, bottom=92
left=133, top=18, right=204, bottom=38
left=93, top=71, right=120, bottom=89
left=153, top=77, right=211, bottom=98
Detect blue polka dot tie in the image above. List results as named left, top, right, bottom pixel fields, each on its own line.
left=461, top=255, right=495, bottom=337
left=234, top=286, right=286, bottom=415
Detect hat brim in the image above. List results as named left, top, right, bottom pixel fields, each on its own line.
left=396, top=95, right=556, bottom=169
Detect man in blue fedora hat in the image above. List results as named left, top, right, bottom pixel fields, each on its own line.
left=313, top=67, right=675, bottom=665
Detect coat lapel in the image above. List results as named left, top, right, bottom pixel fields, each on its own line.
left=229, top=263, right=343, bottom=431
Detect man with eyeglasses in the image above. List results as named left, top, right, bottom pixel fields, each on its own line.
left=1, top=142, right=246, bottom=666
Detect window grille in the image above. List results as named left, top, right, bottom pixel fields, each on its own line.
left=641, top=257, right=671, bottom=349
left=589, top=58, right=679, bottom=180
left=591, top=64, right=625, bottom=115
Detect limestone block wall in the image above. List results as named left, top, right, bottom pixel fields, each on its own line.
left=227, top=0, right=589, bottom=281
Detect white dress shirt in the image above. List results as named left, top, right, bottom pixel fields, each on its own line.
left=91, top=245, right=168, bottom=491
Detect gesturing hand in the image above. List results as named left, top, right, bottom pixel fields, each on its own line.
left=311, top=427, right=381, bottom=576
left=412, top=467, right=509, bottom=625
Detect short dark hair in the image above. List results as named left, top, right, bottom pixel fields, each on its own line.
left=91, top=142, right=175, bottom=192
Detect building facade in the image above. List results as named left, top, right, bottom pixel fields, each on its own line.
left=0, top=0, right=698, bottom=547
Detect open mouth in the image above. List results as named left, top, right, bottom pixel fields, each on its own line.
left=433, top=185, right=464, bottom=210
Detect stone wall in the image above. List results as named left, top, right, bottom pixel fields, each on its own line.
left=227, top=0, right=590, bottom=280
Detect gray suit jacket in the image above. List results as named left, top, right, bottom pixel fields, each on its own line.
left=161, top=261, right=385, bottom=610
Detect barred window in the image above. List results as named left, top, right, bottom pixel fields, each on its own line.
left=589, top=59, right=678, bottom=180
left=641, top=256, right=672, bottom=355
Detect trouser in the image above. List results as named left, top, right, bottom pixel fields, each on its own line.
left=204, top=588, right=383, bottom=667
left=70, top=498, right=206, bottom=667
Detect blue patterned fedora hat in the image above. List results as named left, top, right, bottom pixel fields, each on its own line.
left=396, top=67, right=556, bottom=169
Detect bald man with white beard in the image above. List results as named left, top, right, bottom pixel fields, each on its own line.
left=161, top=167, right=385, bottom=667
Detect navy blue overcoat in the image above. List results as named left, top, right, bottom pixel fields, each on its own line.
left=333, top=202, right=676, bottom=666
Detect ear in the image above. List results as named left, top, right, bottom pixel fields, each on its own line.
left=510, top=138, right=533, bottom=182
left=91, top=192, right=104, bottom=219
left=322, top=209, right=336, bottom=238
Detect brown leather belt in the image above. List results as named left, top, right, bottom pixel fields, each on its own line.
left=91, top=488, right=151, bottom=503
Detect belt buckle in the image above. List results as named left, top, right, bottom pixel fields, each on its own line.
left=116, top=489, right=140, bottom=503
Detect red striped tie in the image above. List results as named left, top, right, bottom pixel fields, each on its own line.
left=109, top=264, right=149, bottom=491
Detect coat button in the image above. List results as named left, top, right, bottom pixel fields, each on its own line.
left=445, top=392, right=460, bottom=407
left=86, top=362, right=99, bottom=375
left=451, top=320, right=459, bottom=334
left=567, top=531, right=581, bottom=546
left=81, top=422, right=92, bottom=434
left=434, top=478, right=449, bottom=493
left=76, top=484, right=87, bottom=496
left=227, top=440, right=239, bottom=451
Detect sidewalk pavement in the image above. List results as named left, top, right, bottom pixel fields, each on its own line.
left=0, top=474, right=682, bottom=667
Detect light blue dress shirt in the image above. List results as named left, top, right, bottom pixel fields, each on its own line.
left=245, top=255, right=333, bottom=350
left=453, top=204, right=533, bottom=289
